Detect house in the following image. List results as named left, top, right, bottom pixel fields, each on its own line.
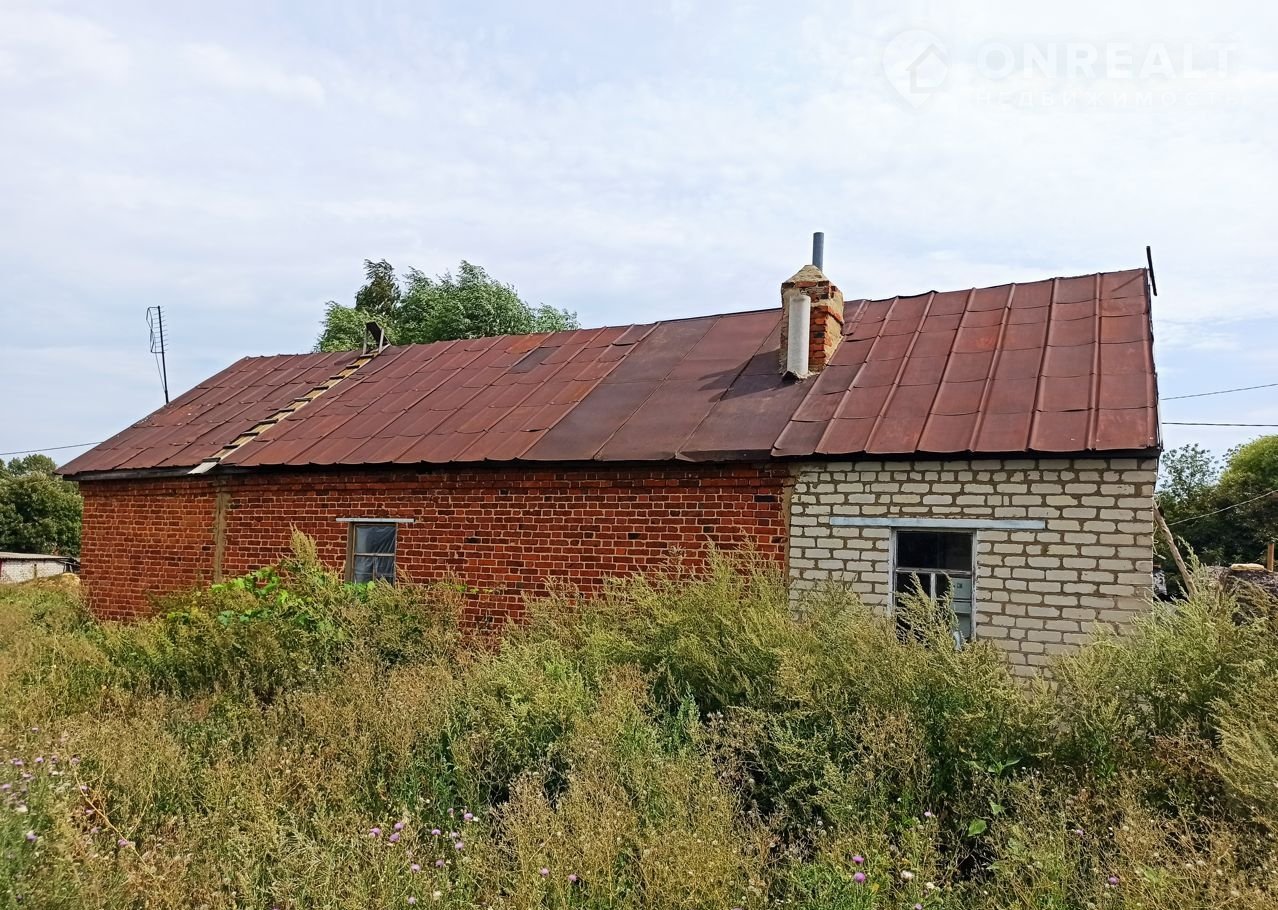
left=61, top=260, right=1159, bottom=674
left=0, top=552, right=75, bottom=584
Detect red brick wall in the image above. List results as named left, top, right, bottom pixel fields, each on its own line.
left=80, top=478, right=221, bottom=620
left=79, top=463, right=792, bottom=625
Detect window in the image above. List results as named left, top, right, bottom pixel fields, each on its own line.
left=893, top=529, right=975, bottom=641
left=347, top=522, right=398, bottom=583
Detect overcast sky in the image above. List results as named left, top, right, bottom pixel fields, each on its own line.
left=2, top=0, right=1276, bottom=466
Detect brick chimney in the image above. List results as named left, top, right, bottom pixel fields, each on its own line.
left=779, top=264, right=844, bottom=378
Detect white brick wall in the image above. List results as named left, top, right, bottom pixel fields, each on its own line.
left=0, top=557, right=67, bottom=584
left=788, top=457, right=1158, bottom=674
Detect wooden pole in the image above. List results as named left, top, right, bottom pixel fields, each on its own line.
left=1154, top=505, right=1198, bottom=599
left=1267, top=541, right=1274, bottom=573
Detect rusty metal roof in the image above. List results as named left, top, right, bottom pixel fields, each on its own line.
left=61, top=268, right=1158, bottom=478
left=774, top=268, right=1158, bottom=457
left=60, top=351, right=358, bottom=475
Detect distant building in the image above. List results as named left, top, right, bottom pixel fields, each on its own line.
left=62, top=260, right=1159, bottom=675
left=0, top=552, right=74, bottom=584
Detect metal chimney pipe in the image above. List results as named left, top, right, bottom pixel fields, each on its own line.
left=785, top=291, right=811, bottom=378
left=811, top=231, right=825, bottom=271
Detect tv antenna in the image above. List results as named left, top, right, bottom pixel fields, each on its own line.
left=146, top=306, right=170, bottom=404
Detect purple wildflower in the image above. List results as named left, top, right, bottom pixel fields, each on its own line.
left=25, top=831, right=36, bottom=843
left=923, top=810, right=933, bottom=818
left=454, top=840, right=464, bottom=850
left=1107, top=875, right=1120, bottom=886
left=407, top=898, right=417, bottom=906
left=568, top=874, right=579, bottom=884
left=435, top=859, right=445, bottom=868
left=539, top=867, right=549, bottom=877
left=394, top=821, right=405, bottom=832
left=463, top=812, right=474, bottom=822
left=852, top=854, right=865, bottom=865
left=117, top=838, right=131, bottom=848
left=389, top=832, right=401, bottom=844
left=853, top=872, right=866, bottom=884
left=370, top=827, right=383, bottom=838
left=33, top=758, right=43, bottom=765
left=411, top=863, right=421, bottom=873
left=431, top=828, right=441, bottom=837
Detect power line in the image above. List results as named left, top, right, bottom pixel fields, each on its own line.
left=1161, top=381, right=1278, bottom=402
left=0, top=442, right=102, bottom=458
left=1168, top=488, right=1278, bottom=527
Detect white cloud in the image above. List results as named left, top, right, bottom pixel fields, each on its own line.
left=181, top=42, right=325, bottom=105
left=0, top=7, right=130, bottom=84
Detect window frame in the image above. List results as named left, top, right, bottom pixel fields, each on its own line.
left=889, top=528, right=977, bottom=642
left=343, top=520, right=402, bottom=584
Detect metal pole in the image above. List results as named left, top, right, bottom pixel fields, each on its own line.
left=157, top=306, right=170, bottom=404
left=812, top=232, right=825, bottom=271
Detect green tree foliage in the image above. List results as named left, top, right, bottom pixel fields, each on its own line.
left=0, top=455, right=82, bottom=556
left=1157, top=437, right=1278, bottom=567
left=316, top=259, right=579, bottom=352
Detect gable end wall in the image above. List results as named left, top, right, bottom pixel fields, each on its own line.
left=788, top=456, right=1158, bottom=674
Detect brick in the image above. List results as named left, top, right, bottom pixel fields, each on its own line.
left=80, top=463, right=791, bottom=627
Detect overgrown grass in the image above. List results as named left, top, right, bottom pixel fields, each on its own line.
left=1, top=539, right=1276, bottom=908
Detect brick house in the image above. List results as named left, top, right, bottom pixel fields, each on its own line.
left=61, top=262, right=1159, bottom=673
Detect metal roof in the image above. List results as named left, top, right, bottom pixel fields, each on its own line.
left=60, top=268, right=1158, bottom=478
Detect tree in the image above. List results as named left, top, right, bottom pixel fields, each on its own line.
left=1157, top=438, right=1278, bottom=568
left=0, top=456, right=82, bottom=556
left=316, top=259, right=578, bottom=352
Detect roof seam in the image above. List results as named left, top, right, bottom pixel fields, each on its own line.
left=506, top=327, right=629, bottom=456
left=585, top=317, right=716, bottom=462
left=679, top=314, right=783, bottom=460
left=861, top=294, right=932, bottom=453
left=1024, top=279, right=1060, bottom=451
left=967, top=284, right=1014, bottom=450
left=1085, top=272, right=1104, bottom=450
left=914, top=291, right=960, bottom=448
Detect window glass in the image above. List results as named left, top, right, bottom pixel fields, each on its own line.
left=355, top=523, right=396, bottom=554
left=893, top=529, right=975, bottom=641
left=350, top=523, right=397, bottom=583
left=352, top=554, right=396, bottom=582
left=896, top=530, right=971, bottom=571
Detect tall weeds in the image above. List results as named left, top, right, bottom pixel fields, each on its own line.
left=1, top=538, right=1276, bottom=908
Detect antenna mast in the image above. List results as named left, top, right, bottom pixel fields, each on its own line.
left=146, top=306, right=170, bottom=404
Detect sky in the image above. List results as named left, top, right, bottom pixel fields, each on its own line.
left=2, top=0, right=1276, bottom=468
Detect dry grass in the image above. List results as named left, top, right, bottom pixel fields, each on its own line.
left=1, top=545, right=1276, bottom=908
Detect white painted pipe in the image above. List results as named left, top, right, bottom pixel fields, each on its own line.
left=786, top=291, right=811, bottom=377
